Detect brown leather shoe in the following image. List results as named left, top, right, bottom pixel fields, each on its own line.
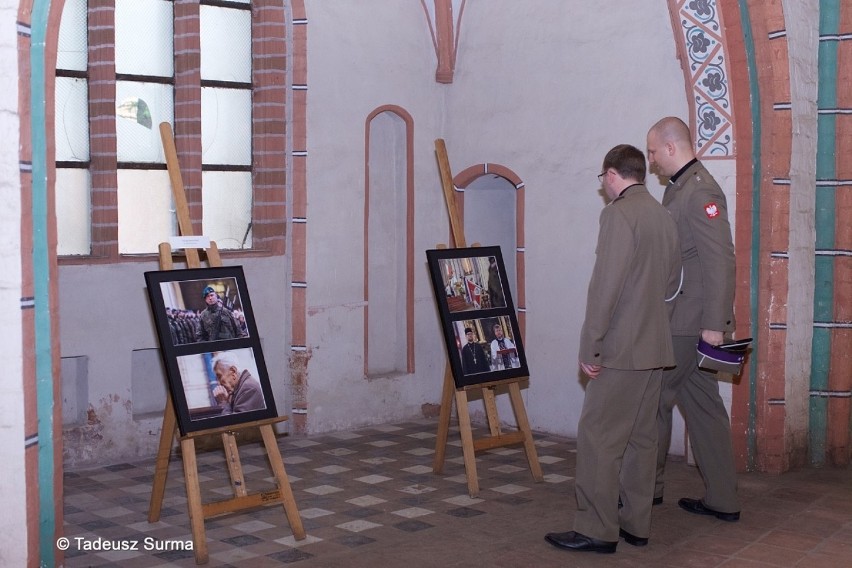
left=678, top=498, right=740, bottom=522
left=544, top=531, right=617, bottom=553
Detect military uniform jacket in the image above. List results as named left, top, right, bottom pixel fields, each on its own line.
left=579, top=184, right=682, bottom=370
left=197, top=304, right=243, bottom=342
left=662, top=161, right=735, bottom=336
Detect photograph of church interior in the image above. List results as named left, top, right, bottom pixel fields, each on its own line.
left=3, top=0, right=852, bottom=566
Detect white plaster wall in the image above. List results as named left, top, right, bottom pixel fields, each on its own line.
left=301, top=1, right=740, bottom=454
left=59, top=256, right=291, bottom=466
left=303, top=1, right=449, bottom=431
left=0, top=0, right=27, bottom=563
left=56, top=1, right=742, bottom=460
left=445, top=1, right=701, bottom=441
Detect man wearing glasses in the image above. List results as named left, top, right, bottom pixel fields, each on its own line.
left=546, top=144, right=681, bottom=554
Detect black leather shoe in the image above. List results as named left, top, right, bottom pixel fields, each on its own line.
left=544, top=531, right=617, bottom=554
left=620, top=496, right=662, bottom=508
left=678, top=498, right=740, bottom=522
left=619, top=528, right=648, bottom=547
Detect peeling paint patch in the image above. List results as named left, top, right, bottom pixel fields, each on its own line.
left=421, top=403, right=440, bottom=418
left=63, top=395, right=160, bottom=468
left=86, top=406, right=100, bottom=426
left=289, top=350, right=312, bottom=434
left=307, top=301, right=368, bottom=316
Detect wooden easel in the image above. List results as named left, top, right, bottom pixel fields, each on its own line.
left=431, top=139, right=543, bottom=497
left=147, top=123, right=305, bottom=564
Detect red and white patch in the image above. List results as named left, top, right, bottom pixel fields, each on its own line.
left=704, top=202, right=720, bottom=219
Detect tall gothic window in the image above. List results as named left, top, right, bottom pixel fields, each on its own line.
left=54, top=0, right=258, bottom=258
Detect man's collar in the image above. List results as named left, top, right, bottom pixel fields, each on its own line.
left=613, top=183, right=644, bottom=201
left=618, top=183, right=643, bottom=196
left=669, top=158, right=698, bottom=184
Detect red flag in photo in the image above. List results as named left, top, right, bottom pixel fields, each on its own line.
left=466, top=278, right=482, bottom=309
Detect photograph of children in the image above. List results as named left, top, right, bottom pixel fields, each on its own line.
left=453, top=315, right=522, bottom=373
left=159, top=276, right=249, bottom=346
left=176, top=347, right=267, bottom=422
left=438, top=255, right=507, bottom=313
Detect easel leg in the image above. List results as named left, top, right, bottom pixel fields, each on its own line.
left=260, top=425, right=306, bottom=540
left=508, top=382, right=543, bottom=482
left=221, top=432, right=247, bottom=498
left=483, top=387, right=501, bottom=437
left=454, top=389, right=480, bottom=497
left=148, top=396, right=177, bottom=523
left=180, top=438, right=209, bottom=564
left=432, top=368, right=455, bottom=474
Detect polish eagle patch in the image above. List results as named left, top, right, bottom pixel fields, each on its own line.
left=704, top=202, right=720, bottom=219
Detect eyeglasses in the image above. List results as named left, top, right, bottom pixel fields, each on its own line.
left=597, top=170, right=608, bottom=182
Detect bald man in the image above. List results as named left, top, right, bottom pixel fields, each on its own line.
left=646, top=117, right=739, bottom=521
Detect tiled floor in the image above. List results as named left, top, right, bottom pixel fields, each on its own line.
left=63, top=418, right=852, bottom=567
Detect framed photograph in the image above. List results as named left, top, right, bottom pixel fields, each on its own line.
left=145, top=266, right=277, bottom=434
left=426, top=246, right=529, bottom=388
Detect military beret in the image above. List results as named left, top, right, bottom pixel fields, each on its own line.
left=696, top=338, right=750, bottom=375
left=202, top=286, right=216, bottom=297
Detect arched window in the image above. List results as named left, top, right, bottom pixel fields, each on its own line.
left=454, top=164, right=526, bottom=336
left=364, top=107, right=414, bottom=376
left=54, top=0, right=285, bottom=259
left=463, top=175, right=518, bottom=295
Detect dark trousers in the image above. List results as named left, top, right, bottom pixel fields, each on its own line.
left=656, top=335, right=739, bottom=512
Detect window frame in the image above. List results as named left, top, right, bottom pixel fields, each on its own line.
left=53, top=0, right=288, bottom=264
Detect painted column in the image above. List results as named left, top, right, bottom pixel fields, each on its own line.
left=782, top=0, right=819, bottom=470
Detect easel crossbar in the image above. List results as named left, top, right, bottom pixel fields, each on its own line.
left=202, top=490, right=286, bottom=518
left=471, top=431, right=526, bottom=452
left=180, top=416, right=289, bottom=439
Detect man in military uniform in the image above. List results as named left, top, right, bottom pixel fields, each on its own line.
left=545, top=144, right=681, bottom=554
left=196, top=285, right=246, bottom=342
left=646, top=116, right=739, bottom=522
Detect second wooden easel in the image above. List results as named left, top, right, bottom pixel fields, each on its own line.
left=431, top=139, right=543, bottom=497
left=147, top=123, right=305, bottom=564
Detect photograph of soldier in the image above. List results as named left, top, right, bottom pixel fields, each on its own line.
left=196, top=285, right=246, bottom=342
left=438, top=254, right=507, bottom=313
left=158, top=277, right=249, bottom=345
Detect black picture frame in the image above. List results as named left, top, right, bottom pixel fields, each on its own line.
left=145, top=266, right=278, bottom=435
left=426, top=246, right=529, bottom=388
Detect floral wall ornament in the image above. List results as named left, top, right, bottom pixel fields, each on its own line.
left=671, top=0, right=735, bottom=157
